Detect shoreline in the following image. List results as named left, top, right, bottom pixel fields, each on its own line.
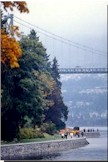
left=1, top=137, right=89, bottom=160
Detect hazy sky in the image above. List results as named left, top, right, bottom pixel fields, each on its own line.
left=6, top=0, right=108, bottom=68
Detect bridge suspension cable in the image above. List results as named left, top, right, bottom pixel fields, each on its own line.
left=14, top=16, right=107, bottom=57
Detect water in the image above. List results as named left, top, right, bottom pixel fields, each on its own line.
left=43, top=127, right=107, bottom=161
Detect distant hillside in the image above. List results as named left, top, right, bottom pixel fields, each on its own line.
left=60, top=74, right=107, bottom=127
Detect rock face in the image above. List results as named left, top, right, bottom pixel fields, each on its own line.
left=1, top=137, right=89, bottom=160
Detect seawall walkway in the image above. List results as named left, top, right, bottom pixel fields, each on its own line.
left=1, top=137, right=89, bottom=160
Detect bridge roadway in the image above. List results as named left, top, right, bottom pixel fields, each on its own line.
left=59, top=68, right=108, bottom=74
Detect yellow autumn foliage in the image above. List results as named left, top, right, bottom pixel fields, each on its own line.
left=39, top=73, right=55, bottom=94
left=33, top=71, right=55, bottom=107
left=1, top=29, right=22, bottom=68
left=39, top=73, right=55, bottom=107
left=1, top=1, right=29, bottom=68
left=10, top=25, right=21, bottom=37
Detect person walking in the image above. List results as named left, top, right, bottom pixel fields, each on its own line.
left=61, top=133, right=64, bottom=138
left=64, top=132, right=68, bottom=139
left=81, top=131, right=84, bottom=137
left=70, top=132, right=73, bottom=138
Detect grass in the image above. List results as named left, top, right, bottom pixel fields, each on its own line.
left=1, top=133, right=61, bottom=145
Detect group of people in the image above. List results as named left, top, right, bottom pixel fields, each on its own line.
left=61, top=131, right=69, bottom=139
left=61, top=131, right=79, bottom=139
left=83, top=128, right=99, bottom=132
left=60, top=128, right=100, bottom=139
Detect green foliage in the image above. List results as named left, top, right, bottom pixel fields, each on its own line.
left=41, top=122, right=56, bottom=135
left=51, top=57, right=61, bottom=88
left=22, top=116, right=33, bottom=128
left=19, top=128, right=44, bottom=139
left=1, top=29, right=68, bottom=141
left=44, top=57, right=68, bottom=130
left=1, top=30, right=46, bottom=141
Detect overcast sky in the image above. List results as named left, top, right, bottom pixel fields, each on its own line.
left=8, top=0, right=108, bottom=68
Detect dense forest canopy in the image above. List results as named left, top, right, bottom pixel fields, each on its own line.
left=1, top=2, right=68, bottom=141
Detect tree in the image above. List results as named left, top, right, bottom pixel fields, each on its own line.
left=51, top=57, right=61, bottom=87
left=44, top=57, right=68, bottom=130
left=1, top=1, right=29, bottom=68
left=1, top=30, right=55, bottom=141
left=1, top=1, right=29, bottom=141
left=1, top=29, right=22, bottom=68
left=1, top=1, right=29, bottom=13
left=1, top=28, right=68, bottom=141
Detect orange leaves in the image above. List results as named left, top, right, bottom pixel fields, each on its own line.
left=1, top=2, right=29, bottom=68
left=1, top=1, right=29, bottom=13
left=1, top=30, right=22, bottom=68
left=10, top=25, right=21, bottom=37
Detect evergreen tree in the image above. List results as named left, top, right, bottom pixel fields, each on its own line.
left=51, top=57, right=61, bottom=87
left=44, top=57, right=68, bottom=130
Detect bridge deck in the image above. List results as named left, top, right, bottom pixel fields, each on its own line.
left=59, top=68, right=108, bottom=74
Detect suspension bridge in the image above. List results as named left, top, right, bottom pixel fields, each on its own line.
left=3, top=14, right=108, bottom=74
